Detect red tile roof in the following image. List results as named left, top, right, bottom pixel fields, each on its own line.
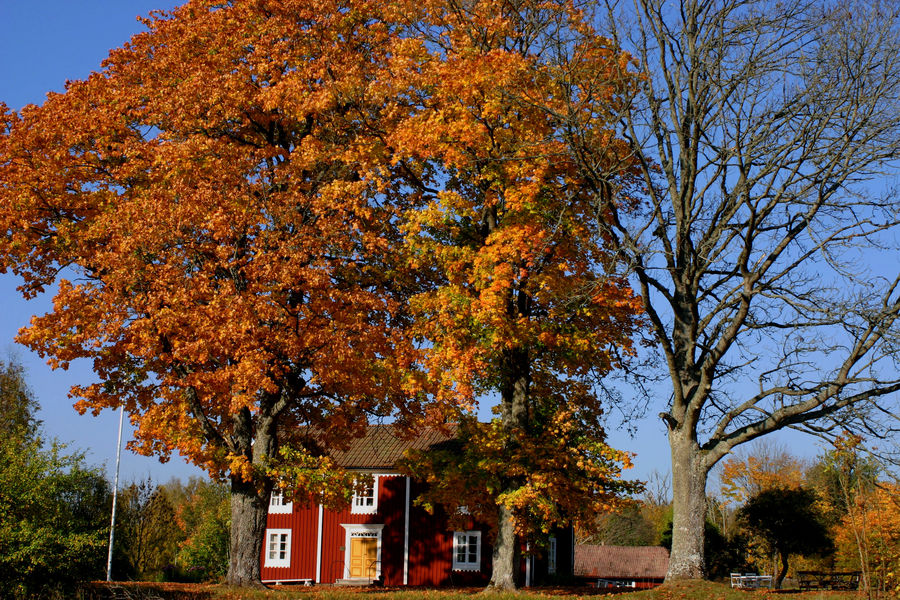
left=329, top=424, right=458, bottom=470
left=574, top=545, right=669, bottom=580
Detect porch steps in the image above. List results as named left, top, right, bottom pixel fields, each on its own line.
left=334, top=578, right=378, bottom=587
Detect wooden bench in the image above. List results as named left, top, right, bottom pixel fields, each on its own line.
left=797, top=571, right=860, bottom=591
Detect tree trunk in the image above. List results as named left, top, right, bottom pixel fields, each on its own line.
left=666, top=430, right=709, bottom=580
left=226, top=476, right=268, bottom=587
left=487, top=343, right=530, bottom=590
left=487, top=504, right=519, bottom=590
left=775, top=550, right=789, bottom=589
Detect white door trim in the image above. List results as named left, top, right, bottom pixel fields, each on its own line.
left=340, top=523, right=385, bottom=580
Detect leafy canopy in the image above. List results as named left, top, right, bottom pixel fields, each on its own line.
left=739, top=487, right=834, bottom=561
left=389, top=0, right=645, bottom=545
left=0, top=0, right=423, bottom=486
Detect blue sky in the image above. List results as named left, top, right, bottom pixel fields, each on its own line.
left=0, top=0, right=204, bottom=484
left=0, top=0, right=830, bottom=493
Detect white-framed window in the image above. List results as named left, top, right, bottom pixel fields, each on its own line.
left=548, top=536, right=557, bottom=574
left=265, top=529, right=291, bottom=568
left=269, top=489, right=292, bottom=514
left=452, top=530, right=481, bottom=571
left=351, top=476, right=378, bottom=514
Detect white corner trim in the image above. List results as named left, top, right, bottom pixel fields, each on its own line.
left=403, top=476, right=410, bottom=585
left=315, top=503, right=324, bottom=583
left=525, top=542, right=532, bottom=587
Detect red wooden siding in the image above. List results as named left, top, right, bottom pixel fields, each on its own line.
left=260, top=474, right=493, bottom=586
left=260, top=473, right=568, bottom=587
left=406, top=478, right=490, bottom=586
left=262, top=496, right=319, bottom=581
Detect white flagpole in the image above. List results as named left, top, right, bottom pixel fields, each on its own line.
left=106, top=405, right=125, bottom=582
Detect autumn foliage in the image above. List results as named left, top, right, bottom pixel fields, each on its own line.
left=385, top=1, right=643, bottom=587
left=718, top=443, right=807, bottom=505
left=834, top=482, right=900, bottom=594
left=1, top=0, right=420, bottom=476
left=403, top=410, right=640, bottom=542
left=0, top=0, right=643, bottom=587
left=393, top=0, right=642, bottom=407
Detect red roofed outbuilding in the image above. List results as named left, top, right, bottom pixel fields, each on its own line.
left=574, top=545, right=669, bottom=589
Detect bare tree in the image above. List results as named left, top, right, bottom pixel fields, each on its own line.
left=559, top=0, right=900, bottom=580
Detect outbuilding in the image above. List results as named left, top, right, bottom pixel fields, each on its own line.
left=574, top=545, right=669, bottom=589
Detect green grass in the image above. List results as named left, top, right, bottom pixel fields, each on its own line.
left=79, top=581, right=871, bottom=600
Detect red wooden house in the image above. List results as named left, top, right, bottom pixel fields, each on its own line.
left=260, top=425, right=572, bottom=586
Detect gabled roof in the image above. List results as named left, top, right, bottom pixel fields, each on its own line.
left=330, top=424, right=458, bottom=470
left=574, top=545, right=669, bottom=580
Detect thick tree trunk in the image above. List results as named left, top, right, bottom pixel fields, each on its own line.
left=226, top=476, right=268, bottom=587
left=775, top=551, right=789, bottom=589
left=487, top=504, right=519, bottom=590
left=487, top=342, right=530, bottom=591
left=666, top=431, right=708, bottom=580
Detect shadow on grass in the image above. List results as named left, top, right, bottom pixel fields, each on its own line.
left=81, top=580, right=863, bottom=600
left=81, top=582, right=215, bottom=600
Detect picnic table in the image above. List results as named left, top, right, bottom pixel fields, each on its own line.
left=797, top=571, right=860, bottom=591
left=730, top=573, right=773, bottom=589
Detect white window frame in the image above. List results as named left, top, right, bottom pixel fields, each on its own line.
left=452, top=530, right=481, bottom=571
left=264, top=528, right=291, bottom=568
left=269, top=489, right=292, bottom=514
left=548, top=536, right=557, bottom=574
left=351, top=476, right=378, bottom=514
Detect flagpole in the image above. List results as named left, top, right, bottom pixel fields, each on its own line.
left=106, top=405, right=125, bottom=582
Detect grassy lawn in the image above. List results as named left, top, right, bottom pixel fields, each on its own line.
left=81, top=581, right=868, bottom=600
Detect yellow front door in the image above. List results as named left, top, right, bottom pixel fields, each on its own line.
left=349, top=537, right=378, bottom=579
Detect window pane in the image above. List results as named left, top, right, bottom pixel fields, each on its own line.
left=453, top=531, right=480, bottom=569
left=355, top=483, right=373, bottom=504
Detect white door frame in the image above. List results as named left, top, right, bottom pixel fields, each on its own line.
left=340, top=523, right=384, bottom=580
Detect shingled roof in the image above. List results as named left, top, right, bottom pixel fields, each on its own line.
left=574, top=545, right=669, bottom=580
left=329, top=424, right=458, bottom=470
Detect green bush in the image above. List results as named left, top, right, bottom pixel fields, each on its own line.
left=0, top=437, right=110, bottom=598
left=174, top=479, right=230, bottom=582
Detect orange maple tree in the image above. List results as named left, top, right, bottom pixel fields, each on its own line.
left=0, top=0, right=645, bottom=589
left=387, top=0, right=645, bottom=588
left=0, top=0, right=420, bottom=585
